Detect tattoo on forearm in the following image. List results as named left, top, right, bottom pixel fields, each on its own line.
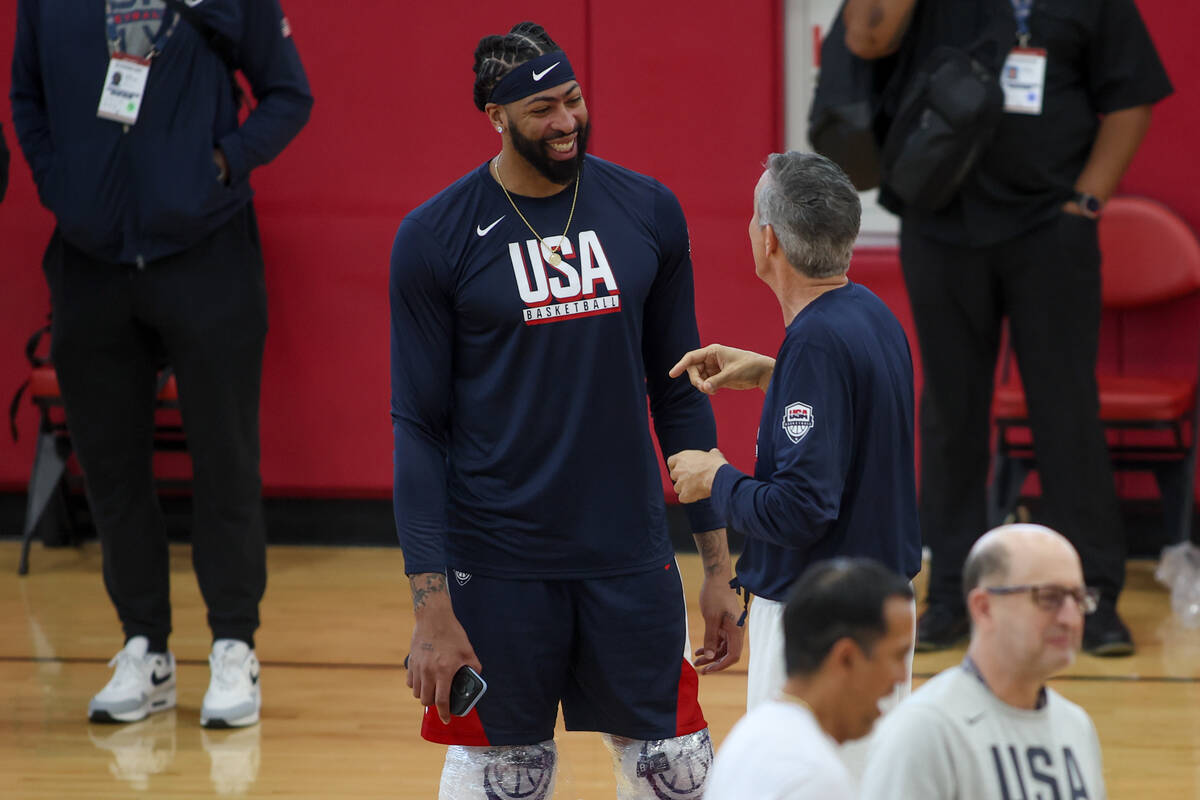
left=409, top=573, right=447, bottom=610
left=694, top=531, right=728, bottom=576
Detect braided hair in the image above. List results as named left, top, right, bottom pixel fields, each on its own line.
left=472, top=22, right=561, bottom=111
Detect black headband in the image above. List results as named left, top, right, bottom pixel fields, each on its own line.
left=489, top=51, right=577, bottom=105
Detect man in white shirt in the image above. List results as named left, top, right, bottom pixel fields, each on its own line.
left=860, top=524, right=1107, bottom=799
left=706, top=558, right=915, bottom=799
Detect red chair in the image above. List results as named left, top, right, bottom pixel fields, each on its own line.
left=990, top=196, right=1200, bottom=544
left=16, top=363, right=183, bottom=575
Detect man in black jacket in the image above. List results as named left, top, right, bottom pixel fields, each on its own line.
left=844, top=0, right=1171, bottom=656
left=10, top=0, right=312, bottom=725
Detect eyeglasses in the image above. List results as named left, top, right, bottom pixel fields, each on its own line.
left=984, top=584, right=1100, bottom=614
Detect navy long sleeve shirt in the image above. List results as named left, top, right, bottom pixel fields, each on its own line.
left=390, top=156, right=722, bottom=578
left=712, top=282, right=922, bottom=600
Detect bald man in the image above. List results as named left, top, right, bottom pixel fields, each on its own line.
left=860, top=524, right=1107, bottom=799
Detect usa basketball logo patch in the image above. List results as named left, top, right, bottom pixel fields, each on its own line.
left=782, top=402, right=814, bottom=443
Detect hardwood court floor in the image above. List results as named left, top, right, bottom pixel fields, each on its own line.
left=2, top=541, right=1198, bottom=798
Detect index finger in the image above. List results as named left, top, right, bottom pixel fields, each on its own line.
left=700, top=649, right=739, bottom=674
left=704, top=621, right=745, bottom=673
left=669, top=347, right=708, bottom=379
left=433, top=672, right=452, bottom=724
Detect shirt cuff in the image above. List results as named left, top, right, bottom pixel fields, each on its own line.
left=402, top=561, right=446, bottom=577
left=683, top=496, right=724, bottom=535
left=709, top=462, right=749, bottom=524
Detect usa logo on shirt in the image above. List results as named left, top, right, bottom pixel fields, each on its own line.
left=506, top=231, right=622, bottom=326
left=782, top=402, right=813, bottom=443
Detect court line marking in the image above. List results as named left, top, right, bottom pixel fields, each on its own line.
left=914, top=671, right=1199, bottom=684
left=1, top=656, right=1197, bottom=682
left=1, top=656, right=402, bottom=671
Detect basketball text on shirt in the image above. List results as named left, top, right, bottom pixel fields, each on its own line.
left=508, top=231, right=622, bottom=325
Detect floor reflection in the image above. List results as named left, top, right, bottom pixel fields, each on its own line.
left=87, top=710, right=177, bottom=791
left=202, top=724, right=262, bottom=796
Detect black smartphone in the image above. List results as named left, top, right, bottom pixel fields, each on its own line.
left=449, top=665, right=487, bottom=716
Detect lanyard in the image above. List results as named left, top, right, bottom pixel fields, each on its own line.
left=105, top=1, right=181, bottom=59
left=1010, top=0, right=1033, bottom=47
left=961, top=656, right=1048, bottom=709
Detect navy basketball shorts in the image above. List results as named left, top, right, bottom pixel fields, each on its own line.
left=420, top=561, right=707, bottom=746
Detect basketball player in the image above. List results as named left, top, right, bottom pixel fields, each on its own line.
left=860, top=524, right=1107, bottom=798
left=389, top=21, right=742, bottom=800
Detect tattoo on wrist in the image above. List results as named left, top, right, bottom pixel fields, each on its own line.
left=409, top=573, right=447, bottom=610
left=694, top=531, right=728, bottom=576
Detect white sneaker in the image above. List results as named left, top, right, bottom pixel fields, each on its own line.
left=200, top=639, right=261, bottom=728
left=88, top=636, right=176, bottom=723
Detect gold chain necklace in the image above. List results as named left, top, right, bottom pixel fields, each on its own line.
left=493, top=155, right=579, bottom=267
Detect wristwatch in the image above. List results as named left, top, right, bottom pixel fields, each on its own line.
left=1072, top=191, right=1103, bottom=219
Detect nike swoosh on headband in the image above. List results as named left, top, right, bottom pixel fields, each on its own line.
left=531, top=62, right=560, bottom=81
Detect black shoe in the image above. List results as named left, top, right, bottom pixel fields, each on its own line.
left=1083, top=601, right=1134, bottom=657
left=916, top=604, right=969, bottom=652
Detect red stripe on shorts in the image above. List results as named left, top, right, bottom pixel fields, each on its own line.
left=674, top=658, right=707, bottom=736
left=420, top=705, right=491, bottom=746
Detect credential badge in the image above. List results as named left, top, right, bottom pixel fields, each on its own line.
left=782, top=402, right=814, bottom=443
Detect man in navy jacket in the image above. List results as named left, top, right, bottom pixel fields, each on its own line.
left=10, top=0, right=311, bottom=728
left=668, top=153, right=921, bottom=762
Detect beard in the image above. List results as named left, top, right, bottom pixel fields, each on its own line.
left=510, top=121, right=590, bottom=185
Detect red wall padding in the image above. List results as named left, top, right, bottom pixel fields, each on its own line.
left=1, top=1, right=1196, bottom=503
